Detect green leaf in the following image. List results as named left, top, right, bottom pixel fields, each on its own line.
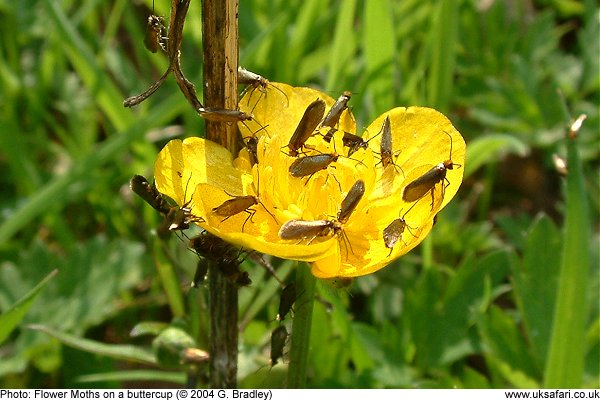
left=308, top=284, right=353, bottom=386
left=152, top=326, right=196, bottom=369
left=406, top=266, right=444, bottom=369
left=464, top=134, right=529, bottom=178
left=130, top=322, right=169, bottom=338
left=369, top=284, right=403, bottom=324
left=0, top=269, right=57, bottom=344
left=442, top=251, right=512, bottom=356
left=0, top=237, right=147, bottom=376
left=0, top=236, right=145, bottom=335
left=493, top=359, right=540, bottom=389
left=350, top=323, right=380, bottom=372
left=512, top=215, right=561, bottom=368
left=408, top=251, right=512, bottom=368
left=461, top=367, right=492, bottom=389
left=584, top=317, right=599, bottom=383
left=29, top=325, right=156, bottom=366
left=478, top=305, right=539, bottom=387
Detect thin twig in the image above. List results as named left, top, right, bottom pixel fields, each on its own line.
left=123, top=0, right=192, bottom=108
left=124, top=0, right=252, bottom=123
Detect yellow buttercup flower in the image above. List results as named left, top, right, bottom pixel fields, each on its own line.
left=153, top=82, right=465, bottom=279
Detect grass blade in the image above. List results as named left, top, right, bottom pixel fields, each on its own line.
left=426, top=0, right=459, bottom=111
left=0, top=94, right=186, bottom=244
left=280, top=0, right=327, bottom=83
left=464, top=134, right=529, bottom=178
left=0, top=270, right=58, bottom=345
left=325, top=0, right=357, bottom=90
left=152, top=238, right=186, bottom=319
left=44, top=0, right=130, bottom=130
left=29, top=324, right=157, bottom=366
left=288, top=263, right=316, bottom=388
left=363, top=0, right=396, bottom=115
left=544, top=123, right=592, bottom=388
left=75, top=370, right=186, bottom=385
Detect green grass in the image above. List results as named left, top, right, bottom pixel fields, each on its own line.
left=0, top=0, right=598, bottom=389
left=544, top=119, right=593, bottom=388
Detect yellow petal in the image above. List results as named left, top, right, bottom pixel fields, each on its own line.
left=154, top=137, right=243, bottom=207
left=153, top=85, right=466, bottom=280
left=193, top=182, right=336, bottom=261
left=328, top=106, right=466, bottom=278
left=154, top=136, right=337, bottom=262
left=310, top=246, right=341, bottom=278
left=363, top=106, right=465, bottom=213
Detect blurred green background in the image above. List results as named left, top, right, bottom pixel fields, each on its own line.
left=0, top=0, right=598, bottom=389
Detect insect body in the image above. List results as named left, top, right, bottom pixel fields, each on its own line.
left=382, top=218, right=409, bottom=250
left=166, top=174, right=204, bottom=231
left=238, top=67, right=289, bottom=97
left=189, top=233, right=251, bottom=287
left=285, top=99, right=326, bottom=157
left=197, top=107, right=253, bottom=122
left=130, top=174, right=203, bottom=234
left=402, top=131, right=460, bottom=208
left=212, top=185, right=277, bottom=231
left=402, top=162, right=453, bottom=202
left=163, top=200, right=202, bottom=231
left=270, top=325, right=288, bottom=366
left=320, top=91, right=352, bottom=143
left=211, top=155, right=278, bottom=231
left=288, top=153, right=339, bottom=178
left=278, top=219, right=342, bottom=242
left=130, top=175, right=169, bottom=214
left=238, top=67, right=289, bottom=109
left=189, top=233, right=236, bottom=259
left=213, top=195, right=259, bottom=221
left=277, top=283, right=296, bottom=321
left=238, top=67, right=269, bottom=88
left=341, top=132, right=368, bottom=155
left=212, top=194, right=265, bottom=232
left=324, top=130, right=378, bottom=156
left=124, top=1, right=194, bottom=108
left=278, top=179, right=365, bottom=250
left=144, top=15, right=165, bottom=53
left=378, top=116, right=393, bottom=168
left=337, top=180, right=365, bottom=224
left=382, top=207, right=417, bottom=254
left=321, top=91, right=351, bottom=129
left=245, top=136, right=259, bottom=166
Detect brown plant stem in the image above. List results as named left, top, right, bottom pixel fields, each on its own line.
left=202, top=0, right=240, bottom=389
